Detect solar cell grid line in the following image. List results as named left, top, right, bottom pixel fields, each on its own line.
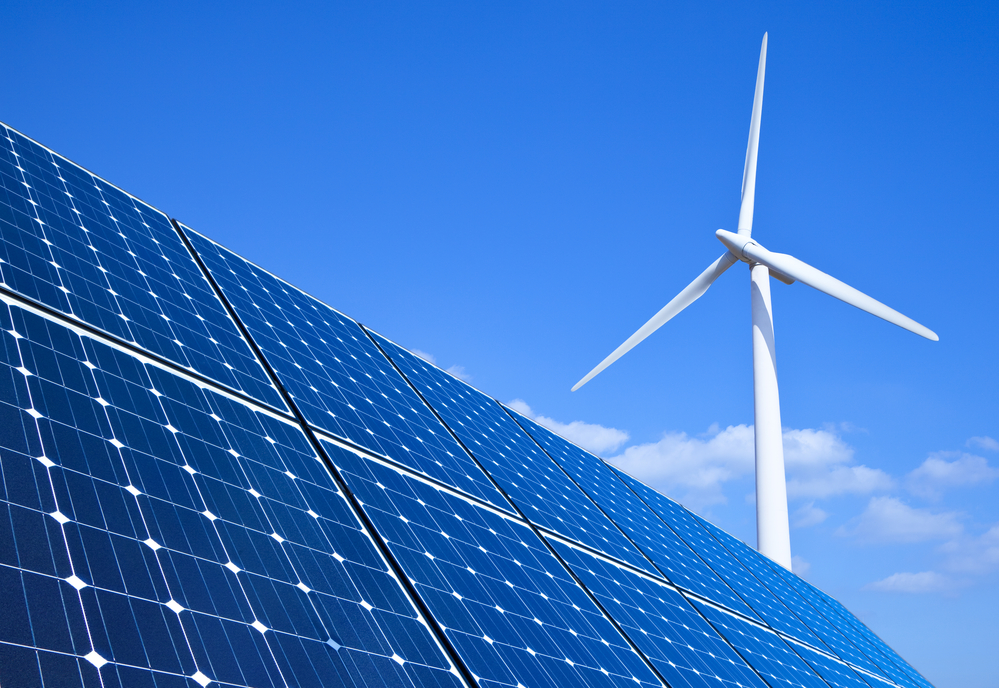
left=0, top=300, right=467, bottom=687
left=506, top=408, right=761, bottom=622
left=689, top=601, right=831, bottom=688
left=182, top=227, right=510, bottom=513
left=0, top=123, right=286, bottom=411
left=369, top=331, right=658, bottom=577
left=322, top=439, right=670, bottom=688
left=692, top=515, right=887, bottom=679
left=795, top=592, right=930, bottom=688
left=550, top=538, right=772, bottom=688
left=790, top=643, right=886, bottom=688
left=612, top=467, right=827, bottom=651
left=761, top=572, right=927, bottom=688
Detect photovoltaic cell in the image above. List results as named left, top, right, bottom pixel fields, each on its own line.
left=509, top=409, right=760, bottom=621
left=324, top=440, right=664, bottom=688
left=0, top=125, right=285, bottom=410
left=690, top=602, right=828, bottom=688
left=767, top=567, right=926, bottom=688
left=792, top=643, right=879, bottom=688
left=0, top=300, right=462, bottom=688
left=801, top=592, right=929, bottom=688
left=694, top=515, right=886, bottom=678
left=374, top=334, right=656, bottom=576
left=551, top=540, right=770, bottom=688
left=185, top=228, right=510, bottom=512
left=614, top=467, right=825, bottom=649
left=0, top=121, right=936, bottom=688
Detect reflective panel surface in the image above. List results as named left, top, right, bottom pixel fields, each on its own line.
left=374, top=335, right=656, bottom=576
left=0, top=125, right=285, bottom=409
left=325, top=440, right=663, bottom=688
left=187, top=229, right=509, bottom=512
left=510, top=410, right=759, bottom=620
left=0, top=301, right=461, bottom=688
left=552, top=541, right=769, bottom=688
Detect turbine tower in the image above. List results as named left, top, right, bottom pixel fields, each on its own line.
left=571, top=33, right=938, bottom=570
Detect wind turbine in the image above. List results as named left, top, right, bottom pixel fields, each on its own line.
left=571, top=33, right=937, bottom=570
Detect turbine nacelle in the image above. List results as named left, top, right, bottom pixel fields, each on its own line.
left=571, top=34, right=937, bottom=569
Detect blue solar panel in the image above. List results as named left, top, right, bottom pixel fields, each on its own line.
left=690, top=601, right=828, bottom=688
left=0, top=125, right=286, bottom=410
left=793, top=643, right=880, bottom=688
left=323, top=440, right=664, bottom=688
left=0, top=301, right=462, bottom=688
left=185, top=229, right=510, bottom=513
left=613, top=467, right=826, bottom=650
left=694, top=514, right=886, bottom=678
left=766, top=567, right=926, bottom=688
left=373, top=335, right=657, bottom=576
left=0, top=123, right=936, bottom=688
left=508, top=409, right=759, bottom=621
left=551, top=540, right=770, bottom=688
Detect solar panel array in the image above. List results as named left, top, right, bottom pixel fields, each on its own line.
left=0, top=121, right=934, bottom=688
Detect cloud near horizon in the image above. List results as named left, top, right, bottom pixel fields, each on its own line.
left=607, top=423, right=889, bottom=509
left=506, top=400, right=630, bottom=455
left=837, top=497, right=964, bottom=544
left=905, top=451, right=999, bottom=500
left=864, top=571, right=953, bottom=594
left=411, top=349, right=472, bottom=381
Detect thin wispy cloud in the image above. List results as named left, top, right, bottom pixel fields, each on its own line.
left=967, top=436, right=999, bottom=452
left=608, top=424, right=888, bottom=509
left=864, top=571, right=953, bottom=594
left=410, top=349, right=472, bottom=381
left=906, top=452, right=999, bottom=500
left=938, top=524, right=999, bottom=576
left=837, top=497, right=963, bottom=544
left=507, top=400, right=629, bottom=455
left=793, top=502, right=829, bottom=528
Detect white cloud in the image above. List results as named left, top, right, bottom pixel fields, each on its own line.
left=906, top=452, right=999, bottom=499
left=411, top=350, right=437, bottom=364
left=782, top=429, right=893, bottom=499
left=791, top=555, right=812, bottom=577
left=608, top=423, right=889, bottom=509
left=967, top=436, right=999, bottom=452
left=793, top=502, right=829, bottom=528
left=609, top=424, right=756, bottom=508
left=838, top=497, right=964, bottom=544
left=864, top=571, right=952, bottom=594
left=508, top=400, right=629, bottom=455
left=782, top=428, right=855, bottom=469
left=410, top=350, right=472, bottom=381
left=445, top=365, right=472, bottom=382
left=786, top=465, right=894, bottom=500
left=939, top=524, right=999, bottom=575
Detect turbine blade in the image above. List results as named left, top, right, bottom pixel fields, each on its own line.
left=738, top=33, right=768, bottom=237
left=572, top=252, right=739, bottom=391
left=741, top=243, right=939, bottom=341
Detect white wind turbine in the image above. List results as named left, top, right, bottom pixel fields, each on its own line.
left=572, top=33, right=937, bottom=570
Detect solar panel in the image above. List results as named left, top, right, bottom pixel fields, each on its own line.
left=766, top=567, right=928, bottom=688
left=323, top=440, right=664, bottom=688
left=0, top=299, right=463, bottom=688
left=792, top=642, right=880, bottom=688
left=613, top=467, right=826, bottom=649
left=507, top=408, right=760, bottom=621
left=690, top=601, right=828, bottom=688
left=551, top=540, right=770, bottom=688
left=372, top=333, right=657, bottom=576
left=0, top=120, right=935, bottom=688
left=0, top=126, right=285, bottom=410
left=185, top=228, right=510, bottom=512
left=693, top=514, right=887, bottom=677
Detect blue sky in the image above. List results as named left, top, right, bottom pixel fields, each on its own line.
left=5, top=1, right=997, bottom=686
